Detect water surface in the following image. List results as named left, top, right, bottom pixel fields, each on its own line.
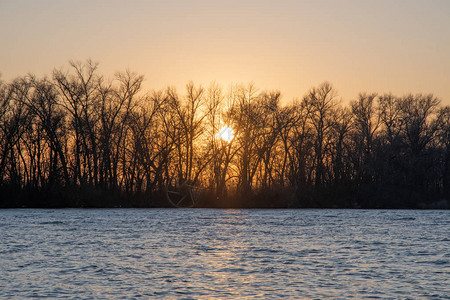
left=0, top=209, right=449, bottom=298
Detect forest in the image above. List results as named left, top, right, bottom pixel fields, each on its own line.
left=1, top=60, right=449, bottom=208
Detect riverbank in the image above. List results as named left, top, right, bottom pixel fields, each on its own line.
left=1, top=185, right=448, bottom=209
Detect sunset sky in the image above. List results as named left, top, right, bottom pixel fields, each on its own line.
left=1, top=0, right=450, bottom=104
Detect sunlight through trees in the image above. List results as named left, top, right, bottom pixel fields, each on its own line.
left=0, top=60, right=449, bottom=208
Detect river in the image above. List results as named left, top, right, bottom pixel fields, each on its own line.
left=0, top=209, right=448, bottom=298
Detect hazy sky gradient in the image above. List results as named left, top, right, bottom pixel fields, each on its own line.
left=1, top=0, right=450, bottom=103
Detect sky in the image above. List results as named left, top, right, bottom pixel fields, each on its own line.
left=1, top=0, right=450, bottom=104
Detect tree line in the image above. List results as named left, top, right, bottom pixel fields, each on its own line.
left=1, top=60, right=449, bottom=208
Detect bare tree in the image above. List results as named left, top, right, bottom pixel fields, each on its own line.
left=303, top=82, right=339, bottom=187
left=17, top=76, right=70, bottom=186
left=350, top=93, right=380, bottom=183
left=53, top=59, right=100, bottom=185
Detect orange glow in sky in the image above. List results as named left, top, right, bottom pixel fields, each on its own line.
left=1, top=0, right=449, bottom=104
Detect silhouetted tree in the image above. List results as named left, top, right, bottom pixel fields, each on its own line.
left=1, top=60, right=448, bottom=208
left=303, top=82, right=339, bottom=188
left=436, top=106, right=450, bottom=198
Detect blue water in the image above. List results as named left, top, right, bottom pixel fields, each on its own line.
left=0, top=209, right=449, bottom=298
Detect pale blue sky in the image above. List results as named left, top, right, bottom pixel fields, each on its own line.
left=1, top=0, right=449, bottom=103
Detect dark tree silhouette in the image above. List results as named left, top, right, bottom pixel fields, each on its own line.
left=0, top=60, right=448, bottom=208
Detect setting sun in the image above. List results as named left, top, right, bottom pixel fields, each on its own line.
left=216, top=126, right=234, bottom=142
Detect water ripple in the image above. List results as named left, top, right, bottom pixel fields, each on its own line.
left=0, top=209, right=448, bottom=298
